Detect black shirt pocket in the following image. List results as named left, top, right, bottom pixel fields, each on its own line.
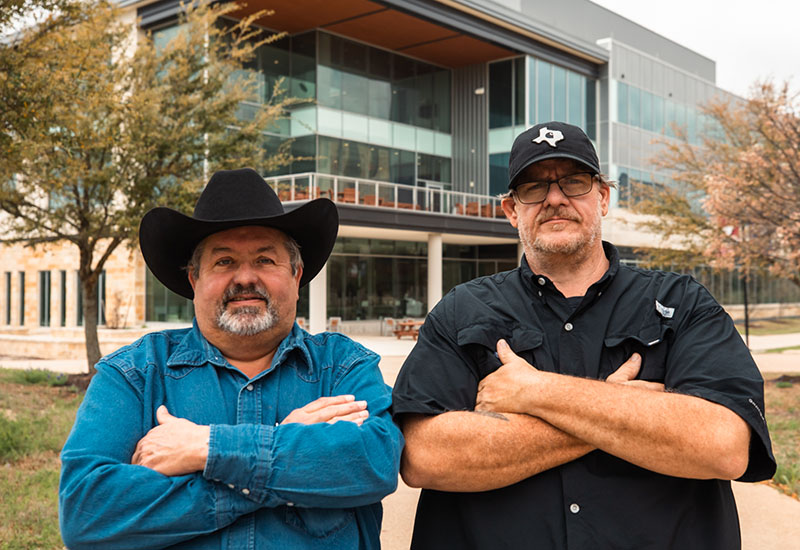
left=603, top=321, right=670, bottom=383
left=457, top=322, right=545, bottom=380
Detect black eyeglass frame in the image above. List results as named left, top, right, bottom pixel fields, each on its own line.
left=513, top=172, right=599, bottom=204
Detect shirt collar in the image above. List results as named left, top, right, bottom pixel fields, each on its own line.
left=166, top=319, right=313, bottom=374
left=521, top=240, right=620, bottom=297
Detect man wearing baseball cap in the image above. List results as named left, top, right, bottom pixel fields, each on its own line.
left=60, top=168, right=403, bottom=549
left=392, top=122, right=775, bottom=549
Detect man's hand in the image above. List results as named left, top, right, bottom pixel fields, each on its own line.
left=475, top=339, right=541, bottom=414
left=605, top=353, right=665, bottom=391
left=132, top=406, right=210, bottom=476
left=281, top=395, right=369, bottom=426
left=476, top=342, right=661, bottom=414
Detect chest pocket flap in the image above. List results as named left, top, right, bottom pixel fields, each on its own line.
left=457, top=323, right=544, bottom=378
left=604, top=321, right=671, bottom=382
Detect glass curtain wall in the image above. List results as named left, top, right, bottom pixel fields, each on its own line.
left=145, top=269, right=194, bottom=323
left=317, top=33, right=450, bottom=132
left=325, top=239, right=518, bottom=320
left=489, top=57, right=596, bottom=195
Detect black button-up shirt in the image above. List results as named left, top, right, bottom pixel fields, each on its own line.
left=392, top=243, right=775, bottom=550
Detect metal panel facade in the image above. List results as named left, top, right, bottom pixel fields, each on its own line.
left=452, top=64, right=489, bottom=195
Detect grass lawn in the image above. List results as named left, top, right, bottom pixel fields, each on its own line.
left=737, top=316, right=800, bottom=336
left=0, top=365, right=798, bottom=548
left=764, top=373, right=800, bottom=498
left=0, top=369, right=82, bottom=550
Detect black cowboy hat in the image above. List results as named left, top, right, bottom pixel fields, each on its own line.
left=139, top=168, right=338, bottom=299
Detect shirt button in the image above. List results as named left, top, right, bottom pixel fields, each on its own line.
left=227, top=483, right=235, bottom=489
left=570, top=503, right=580, bottom=514
left=538, top=291, right=542, bottom=297
left=537, top=277, right=546, bottom=286
left=564, top=322, right=574, bottom=331
left=246, top=384, right=254, bottom=391
left=241, top=488, right=250, bottom=495
left=287, top=502, right=295, bottom=507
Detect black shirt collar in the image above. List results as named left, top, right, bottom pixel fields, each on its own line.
left=521, top=241, right=620, bottom=300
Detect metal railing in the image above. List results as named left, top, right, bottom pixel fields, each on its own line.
left=264, top=173, right=507, bottom=220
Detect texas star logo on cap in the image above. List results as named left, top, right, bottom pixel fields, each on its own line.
left=532, top=126, right=565, bottom=148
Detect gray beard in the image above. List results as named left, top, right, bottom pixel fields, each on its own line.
left=519, top=201, right=603, bottom=262
left=215, top=285, right=279, bottom=336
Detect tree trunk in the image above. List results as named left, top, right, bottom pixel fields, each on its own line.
left=82, top=274, right=102, bottom=375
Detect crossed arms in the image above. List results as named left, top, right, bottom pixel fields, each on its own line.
left=59, top=358, right=402, bottom=550
left=400, top=339, right=751, bottom=492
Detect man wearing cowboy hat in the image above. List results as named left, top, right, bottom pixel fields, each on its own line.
left=59, top=168, right=403, bottom=550
left=391, top=122, right=775, bottom=549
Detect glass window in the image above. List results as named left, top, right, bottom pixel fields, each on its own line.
left=629, top=85, right=641, bottom=128
left=368, top=47, right=392, bottom=80
left=585, top=78, right=596, bottom=140
left=60, top=270, right=66, bottom=327
left=553, top=66, right=566, bottom=121
left=489, top=152, right=510, bottom=196
left=418, top=154, right=451, bottom=184
left=39, top=271, right=50, bottom=327
left=514, top=57, right=525, bottom=126
left=536, top=60, right=552, bottom=122
left=18, top=271, right=24, bottom=326
left=489, top=60, right=513, bottom=129
left=665, top=100, right=677, bottom=138
left=432, top=69, right=451, bottom=132
left=527, top=57, right=536, bottom=126
left=145, top=268, right=193, bottom=322
left=290, top=32, right=316, bottom=100
left=617, top=81, right=628, bottom=124
left=687, top=107, right=697, bottom=144
left=391, top=55, right=416, bottom=126
left=77, top=271, right=105, bottom=326
left=642, top=90, right=653, bottom=132
left=4, top=272, right=10, bottom=324
left=317, top=65, right=342, bottom=110
left=568, top=72, right=582, bottom=127
left=653, top=95, right=664, bottom=134
left=341, top=71, right=369, bottom=115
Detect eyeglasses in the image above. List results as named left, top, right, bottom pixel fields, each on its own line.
left=514, top=172, right=597, bottom=204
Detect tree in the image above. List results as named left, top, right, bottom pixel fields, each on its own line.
left=635, top=81, right=800, bottom=287
left=0, top=0, right=297, bottom=381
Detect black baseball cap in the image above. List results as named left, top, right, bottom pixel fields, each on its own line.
left=508, top=121, right=600, bottom=189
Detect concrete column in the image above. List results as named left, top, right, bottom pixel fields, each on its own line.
left=427, top=233, right=443, bottom=313
left=517, top=242, right=525, bottom=265
left=309, top=262, right=327, bottom=334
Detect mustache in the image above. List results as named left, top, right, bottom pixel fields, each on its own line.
left=536, top=206, right=581, bottom=224
left=222, top=283, right=270, bottom=306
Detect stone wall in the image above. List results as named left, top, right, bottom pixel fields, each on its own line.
left=0, top=239, right=147, bottom=331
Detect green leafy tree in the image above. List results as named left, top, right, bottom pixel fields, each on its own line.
left=635, top=81, right=800, bottom=287
left=0, top=0, right=297, bottom=380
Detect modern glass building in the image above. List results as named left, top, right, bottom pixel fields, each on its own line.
left=111, top=0, right=797, bottom=330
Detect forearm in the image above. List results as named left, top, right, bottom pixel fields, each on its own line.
left=400, top=411, right=593, bottom=492
left=205, top=415, right=402, bottom=507
left=531, top=373, right=751, bottom=479
left=59, top=456, right=259, bottom=550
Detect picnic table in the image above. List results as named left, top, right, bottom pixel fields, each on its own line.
left=393, top=320, right=423, bottom=340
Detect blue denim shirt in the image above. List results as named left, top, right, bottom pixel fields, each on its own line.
left=59, top=322, right=403, bottom=550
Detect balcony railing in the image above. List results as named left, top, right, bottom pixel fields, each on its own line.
left=264, top=173, right=507, bottom=220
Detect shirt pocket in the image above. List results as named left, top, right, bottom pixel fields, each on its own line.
left=283, top=506, right=355, bottom=538
left=457, top=323, right=545, bottom=379
left=603, top=321, right=670, bottom=383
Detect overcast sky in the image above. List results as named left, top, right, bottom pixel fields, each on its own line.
left=590, top=0, right=800, bottom=98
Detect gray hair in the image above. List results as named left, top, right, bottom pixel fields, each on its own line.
left=186, top=230, right=304, bottom=279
